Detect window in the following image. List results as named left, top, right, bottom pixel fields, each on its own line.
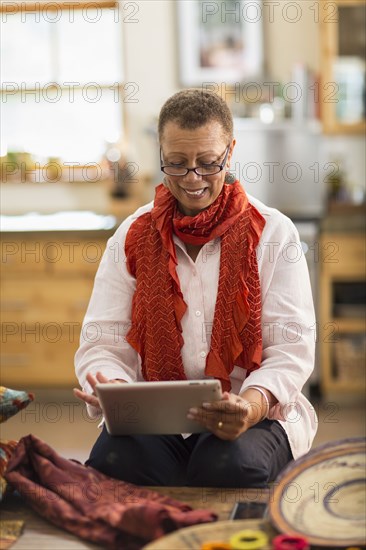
left=0, top=1, right=125, bottom=180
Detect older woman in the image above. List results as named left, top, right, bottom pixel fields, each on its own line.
left=74, top=89, right=317, bottom=488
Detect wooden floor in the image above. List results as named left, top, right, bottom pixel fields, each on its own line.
left=1, top=486, right=269, bottom=549
left=1, top=496, right=99, bottom=549
left=1, top=388, right=365, bottom=549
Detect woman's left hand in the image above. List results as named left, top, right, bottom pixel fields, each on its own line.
left=187, top=391, right=259, bottom=440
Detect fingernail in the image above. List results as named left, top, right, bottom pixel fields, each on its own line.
left=202, top=402, right=211, bottom=408
left=188, top=408, right=198, bottom=415
left=187, top=413, right=194, bottom=420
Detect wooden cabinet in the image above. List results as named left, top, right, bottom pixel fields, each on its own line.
left=320, top=0, right=366, bottom=134
left=319, top=232, right=365, bottom=394
left=1, top=233, right=111, bottom=388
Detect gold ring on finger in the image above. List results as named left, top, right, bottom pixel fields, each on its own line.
left=218, top=421, right=223, bottom=429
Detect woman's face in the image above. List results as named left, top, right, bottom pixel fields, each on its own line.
left=160, top=121, right=236, bottom=216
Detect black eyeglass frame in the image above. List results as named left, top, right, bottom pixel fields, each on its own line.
left=160, top=145, right=231, bottom=177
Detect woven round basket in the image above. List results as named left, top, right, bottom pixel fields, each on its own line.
left=269, top=437, right=366, bottom=547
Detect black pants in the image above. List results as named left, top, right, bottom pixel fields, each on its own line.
left=86, top=420, right=293, bottom=488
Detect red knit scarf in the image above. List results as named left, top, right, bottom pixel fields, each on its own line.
left=125, top=181, right=266, bottom=392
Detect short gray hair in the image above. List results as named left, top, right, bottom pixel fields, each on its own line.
left=158, top=89, right=233, bottom=142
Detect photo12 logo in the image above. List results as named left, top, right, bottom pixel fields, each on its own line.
left=1, top=2, right=140, bottom=24
left=201, top=1, right=339, bottom=24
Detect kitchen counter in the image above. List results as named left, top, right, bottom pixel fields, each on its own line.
left=0, top=191, right=148, bottom=235
left=0, top=178, right=152, bottom=219
left=0, top=211, right=116, bottom=233
left=1, top=223, right=129, bottom=388
left=0, top=192, right=148, bottom=388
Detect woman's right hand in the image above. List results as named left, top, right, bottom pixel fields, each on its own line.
left=73, top=371, right=127, bottom=413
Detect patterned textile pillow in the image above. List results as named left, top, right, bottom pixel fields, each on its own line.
left=0, top=387, right=34, bottom=423
left=0, top=387, right=34, bottom=501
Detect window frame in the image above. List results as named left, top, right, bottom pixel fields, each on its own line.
left=0, top=0, right=126, bottom=181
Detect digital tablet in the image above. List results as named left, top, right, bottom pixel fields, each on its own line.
left=95, top=379, right=222, bottom=435
left=229, top=501, right=267, bottom=520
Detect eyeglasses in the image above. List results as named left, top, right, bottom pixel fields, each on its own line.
left=160, top=145, right=230, bottom=177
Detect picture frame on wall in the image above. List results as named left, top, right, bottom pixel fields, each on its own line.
left=177, top=0, right=264, bottom=87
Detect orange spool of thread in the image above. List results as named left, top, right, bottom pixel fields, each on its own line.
left=200, top=543, right=231, bottom=550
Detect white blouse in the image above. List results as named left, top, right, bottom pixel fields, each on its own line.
left=75, top=194, right=318, bottom=459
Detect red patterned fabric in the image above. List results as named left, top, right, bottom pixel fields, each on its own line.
left=5, top=435, right=217, bottom=550
left=125, top=181, right=266, bottom=392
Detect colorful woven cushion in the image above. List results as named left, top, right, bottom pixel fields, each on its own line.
left=0, top=387, right=34, bottom=423
left=0, top=440, right=18, bottom=501
left=0, top=387, right=34, bottom=501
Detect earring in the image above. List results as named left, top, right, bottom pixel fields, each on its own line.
left=224, top=172, right=236, bottom=184
left=162, top=176, right=169, bottom=187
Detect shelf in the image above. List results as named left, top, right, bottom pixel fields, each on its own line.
left=320, top=0, right=366, bottom=135
left=320, top=232, right=365, bottom=396
left=325, top=380, right=365, bottom=393
left=322, top=121, right=366, bottom=136
left=327, top=202, right=366, bottom=215
left=332, top=318, right=366, bottom=332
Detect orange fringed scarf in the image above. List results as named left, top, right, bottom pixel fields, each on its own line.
left=125, top=181, right=266, bottom=392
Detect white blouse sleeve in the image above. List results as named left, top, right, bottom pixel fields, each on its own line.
left=239, top=213, right=316, bottom=419
left=74, top=218, right=140, bottom=403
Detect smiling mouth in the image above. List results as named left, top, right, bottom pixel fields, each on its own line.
left=182, top=187, right=208, bottom=197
